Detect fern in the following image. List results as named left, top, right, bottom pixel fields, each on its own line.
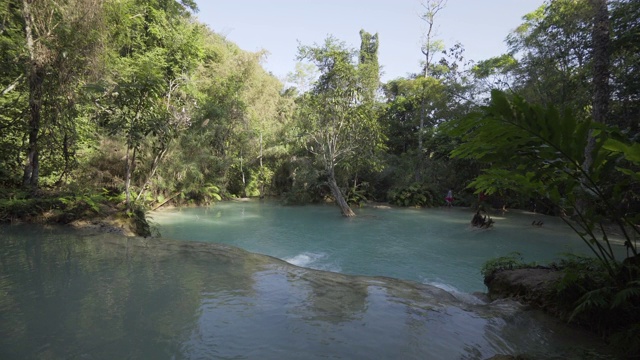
left=569, top=287, right=614, bottom=322
left=611, top=281, right=640, bottom=309
left=388, top=183, right=436, bottom=207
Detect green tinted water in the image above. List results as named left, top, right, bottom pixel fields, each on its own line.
left=152, top=201, right=622, bottom=293
left=0, top=202, right=621, bottom=359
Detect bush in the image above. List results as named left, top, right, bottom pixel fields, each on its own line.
left=549, top=255, right=640, bottom=358
left=388, top=183, right=436, bottom=207
left=481, top=252, right=535, bottom=277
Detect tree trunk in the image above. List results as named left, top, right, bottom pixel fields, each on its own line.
left=240, top=151, right=246, bottom=197
left=125, top=146, right=137, bottom=211
left=135, top=146, right=168, bottom=202
left=416, top=93, right=426, bottom=182
left=327, top=168, right=355, bottom=217
left=590, top=0, right=610, bottom=126
left=584, top=0, right=610, bottom=171
left=259, top=131, right=264, bottom=197
left=22, top=0, right=43, bottom=188
left=578, top=0, right=610, bottom=217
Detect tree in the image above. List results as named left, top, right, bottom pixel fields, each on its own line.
left=583, top=0, right=611, bottom=197
left=286, top=62, right=318, bottom=94
left=297, top=36, right=382, bottom=216
left=471, top=54, right=518, bottom=94
left=8, top=0, right=103, bottom=188
left=448, top=90, right=640, bottom=356
left=590, top=0, right=611, bottom=126
left=505, top=0, right=594, bottom=115
left=609, top=0, right=640, bottom=133
left=91, top=0, right=203, bottom=209
left=381, top=74, right=476, bottom=200
left=449, top=90, right=638, bottom=268
left=415, top=0, right=447, bottom=182
left=500, top=0, right=638, bottom=138
left=419, top=0, right=446, bottom=78
left=358, top=29, right=380, bottom=101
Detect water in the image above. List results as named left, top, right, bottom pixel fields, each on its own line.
left=0, top=203, right=621, bottom=359
left=151, top=201, right=624, bottom=293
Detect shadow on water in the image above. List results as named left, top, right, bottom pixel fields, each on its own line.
left=0, top=223, right=618, bottom=359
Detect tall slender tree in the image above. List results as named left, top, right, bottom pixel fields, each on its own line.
left=420, top=0, right=446, bottom=78
left=590, top=0, right=611, bottom=126
left=358, top=29, right=380, bottom=101
left=297, top=35, right=382, bottom=216
left=416, top=0, right=447, bottom=181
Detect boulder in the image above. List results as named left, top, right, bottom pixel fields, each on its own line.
left=484, top=267, right=563, bottom=313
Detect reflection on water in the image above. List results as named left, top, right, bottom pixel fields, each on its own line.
left=0, top=224, right=615, bottom=359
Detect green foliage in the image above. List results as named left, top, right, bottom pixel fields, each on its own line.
left=448, top=90, right=639, bottom=273
left=501, top=0, right=640, bottom=133
left=480, top=252, right=535, bottom=278
left=171, top=183, right=222, bottom=206
left=280, top=159, right=326, bottom=205
left=569, top=280, right=640, bottom=357
left=608, top=323, right=640, bottom=358
left=388, top=183, right=436, bottom=207
left=550, top=254, right=640, bottom=358
left=0, top=197, right=58, bottom=222
left=0, top=190, right=119, bottom=224
left=451, top=87, right=640, bottom=359
left=553, top=254, right=610, bottom=311
left=472, top=54, right=518, bottom=78
left=346, top=182, right=370, bottom=207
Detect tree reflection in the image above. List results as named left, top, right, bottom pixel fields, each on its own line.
left=287, top=269, right=369, bottom=323
left=0, top=226, right=264, bottom=359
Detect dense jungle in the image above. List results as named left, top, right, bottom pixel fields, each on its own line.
left=1, top=0, right=639, bottom=356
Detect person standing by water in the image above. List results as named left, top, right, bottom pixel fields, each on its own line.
left=445, top=189, right=453, bottom=207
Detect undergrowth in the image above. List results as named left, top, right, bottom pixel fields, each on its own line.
left=483, top=253, right=640, bottom=358
left=480, top=252, right=537, bottom=277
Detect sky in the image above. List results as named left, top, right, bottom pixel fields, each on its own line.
left=194, top=0, right=545, bottom=83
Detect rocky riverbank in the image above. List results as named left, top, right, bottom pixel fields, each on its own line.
left=484, top=267, right=564, bottom=315
left=0, top=192, right=151, bottom=237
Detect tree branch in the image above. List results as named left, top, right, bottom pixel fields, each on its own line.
left=1, top=75, right=24, bottom=96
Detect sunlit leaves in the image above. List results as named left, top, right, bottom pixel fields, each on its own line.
left=449, top=89, right=639, bottom=264
left=472, top=54, right=518, bottom=79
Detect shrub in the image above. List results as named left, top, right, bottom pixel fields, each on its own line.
left=388, top=183, right=436, bottom=207
left=481, top=252, right=535, bottom=277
